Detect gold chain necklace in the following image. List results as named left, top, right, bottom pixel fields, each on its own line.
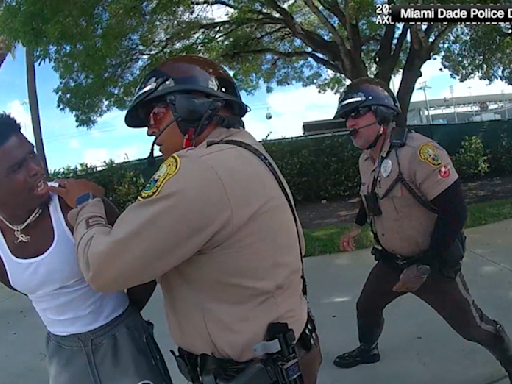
left=0, top=207, right=43, bottom=243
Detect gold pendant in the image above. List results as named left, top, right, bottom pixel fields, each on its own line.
left=14, top=230, right=30, bottom=243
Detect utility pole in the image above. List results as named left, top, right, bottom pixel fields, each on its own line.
left=450, top=85, right=458, bottom=123
left=417, top=81, right=432, bottom=124
left=468, top=86, right=475, bottom=117
left=502, top=90, right=509, bottom=120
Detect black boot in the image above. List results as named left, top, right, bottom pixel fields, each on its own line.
left=334, top=313, right=384, bottom=369
left=333, top=343, right=380, bottom=368
left=486, top=323, right=512, bottom=382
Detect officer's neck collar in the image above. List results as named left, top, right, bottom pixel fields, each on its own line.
left=201, top=126, right=242, bottom=148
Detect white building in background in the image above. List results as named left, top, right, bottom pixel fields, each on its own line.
left=408, top=93, right=512, bottom=125
left=302, top=92, right=512, bottom=137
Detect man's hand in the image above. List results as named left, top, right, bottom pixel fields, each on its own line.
left=339, top=227, right=362, bottom=252
left=392, top=264, right=431, bottom=292
left=49, top=179, right=105, bottom=208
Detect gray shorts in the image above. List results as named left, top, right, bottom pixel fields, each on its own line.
left=46, top=305, right=173, bottom=384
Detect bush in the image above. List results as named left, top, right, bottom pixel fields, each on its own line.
left=262, top=135, right=360, bottom=202
left=486, top=132, right=512, bottom=177
left=47, top=123, right=512, bottom=208
left=451, top=136, right=489, bottom=181
left=50, top=160, right=147, bottom=211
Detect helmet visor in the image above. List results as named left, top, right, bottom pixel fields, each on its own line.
left=134, top=58, right=239, bottom=102
left=334, top=94, right=368, bottom=120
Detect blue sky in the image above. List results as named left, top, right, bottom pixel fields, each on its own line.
left=2, top=45, right=512, bottom=171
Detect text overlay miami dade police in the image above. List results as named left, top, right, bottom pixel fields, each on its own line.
left=390, top=5, right=512, bottom=23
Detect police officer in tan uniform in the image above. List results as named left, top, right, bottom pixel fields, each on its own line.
left=49, top=55, right=322, bottom=384
left=330, top=77, right=512, bottom=381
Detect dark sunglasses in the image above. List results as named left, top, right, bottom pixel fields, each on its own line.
left=345, top=107, right=373, bottom=119
left=141, top=102, right=170, bottom=128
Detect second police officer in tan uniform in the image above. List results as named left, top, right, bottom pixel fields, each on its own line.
left=49, top=55, right=322, bottom=384
left=331, top=77, right=512, bottom=382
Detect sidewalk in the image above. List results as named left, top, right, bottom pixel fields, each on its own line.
left=1, top=219, right=512, bottom=383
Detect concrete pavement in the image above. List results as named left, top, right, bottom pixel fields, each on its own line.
left=2, top=219, right=512, bottom=383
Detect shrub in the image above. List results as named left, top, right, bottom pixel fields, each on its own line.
left=486, top=133, right=512, bottom=177
left=47, top=122, right=512, bottom=208
left=262, top=134, right=360, bottom=202
left=451, top=136, right=489, bottom=181
left=50, top=160, right=147, bottom=211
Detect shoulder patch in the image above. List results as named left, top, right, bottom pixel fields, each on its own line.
left=138, top=155, right=181, bottom=200
left=418, top=142, right=442, bottom=167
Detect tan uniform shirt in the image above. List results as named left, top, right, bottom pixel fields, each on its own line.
left=68, top=127, right=308, bottom=362
left=359, top=130, right=459, bottom=257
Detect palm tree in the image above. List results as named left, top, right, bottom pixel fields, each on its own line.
left=0, top=42, right=49, bottom=175
left=0, top=50, right=7, bottom=68
left=25, top=47, right=48, bottom=175
left=0, top=36, right=12, bottom=69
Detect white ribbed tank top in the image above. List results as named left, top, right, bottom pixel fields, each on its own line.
left=0, top=186, right=129, bottom=335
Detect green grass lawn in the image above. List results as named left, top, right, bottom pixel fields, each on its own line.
left=303, top=198, right=512, bottom=257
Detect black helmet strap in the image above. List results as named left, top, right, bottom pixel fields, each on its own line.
left=365, top=106, right=392, bottom=150
left=145, top=93, right=244, bottom=165
left=366, top=126, right=384, bottom=150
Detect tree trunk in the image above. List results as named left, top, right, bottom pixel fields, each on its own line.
left=25, top=47, right=49, bottom=175
left=395, top=50, right=428, bottom=127
left=0, top=52, right=8, bottom=69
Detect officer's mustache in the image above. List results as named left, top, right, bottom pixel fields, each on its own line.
left=349, top=120, right=379, bottom=137
left=147, top=117, right=178, bottom=166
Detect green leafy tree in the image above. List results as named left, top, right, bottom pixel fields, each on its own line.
left=442, top=24, right=512, bottom=84
left=1, top=0, right=510, bottom=128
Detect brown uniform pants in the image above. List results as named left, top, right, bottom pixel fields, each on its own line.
left=356, top=261, right=512, bottom=370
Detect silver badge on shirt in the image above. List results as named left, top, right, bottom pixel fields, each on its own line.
left=381, top=158, right=393, bottom=177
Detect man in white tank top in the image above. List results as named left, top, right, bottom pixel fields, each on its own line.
left=0, top=113, right=173, bottom=384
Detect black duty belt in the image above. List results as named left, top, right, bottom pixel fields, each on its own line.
left=371, top=247, right=423, bottom=268
left=172, top=311, right=317, bottom=384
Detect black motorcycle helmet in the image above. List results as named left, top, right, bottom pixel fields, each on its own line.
left=334, top=77, right=401, bottom=126
left=124, top=54, right=249, bottom=129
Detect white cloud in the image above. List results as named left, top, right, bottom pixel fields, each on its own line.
left=5, top=100, right=35, bottom=144
left=390, top=59, right=447, bottom=102
left=439, top=78, right=512, bottom=99
left=111, top=146, right=143, bottom=162
left=83, top=148, right=110, bottom=166
left=244, top=86, right=339, bottom=140
left=82, top=146, right=146, bottom=166
left=389, top=57, right=512, bottom=103
left=191, top=4, right=232, bottom=21
left=69, top=139, right=80, bottom=148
